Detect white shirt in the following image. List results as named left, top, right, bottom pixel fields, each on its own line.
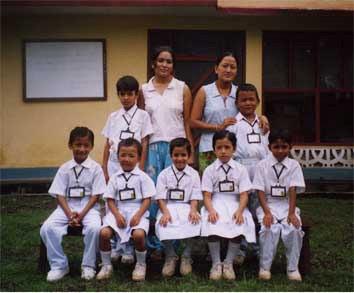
left=102, top=104, right=153, bottom=161
left=252, top=154, right=306, bottom=204
left=48, top=156, right=106, bottom=209
left=202, top=158, right=252, bottom=196
left=155, top=164, right=202, bottom=203
left=227, top=112, right=270, bottom=160
left=142, top=77, right=186, bottom=144
left=104, top=165, right=156, bottom=205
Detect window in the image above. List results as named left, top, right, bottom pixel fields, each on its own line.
left=263, top=32, right=353, bottom=145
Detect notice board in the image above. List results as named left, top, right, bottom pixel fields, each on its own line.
left=23, top=39, right=107, bottom=101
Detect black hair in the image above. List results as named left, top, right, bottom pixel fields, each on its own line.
left=151, top=45, right=175, bottom=69
left=269, top=129, right=292, bottom=145
left=117, top=138, right=142, bottom=158
left=236, top=83, right=260, bottom=102
left=212, top=130, right=237, bottom=150
left=215, top=51, right=238, bottom=66
left=116, top=75, right=139, bottom=94
left=68, top=126, right=94, bottom=146
left=169, top=137, right=192, bottom=156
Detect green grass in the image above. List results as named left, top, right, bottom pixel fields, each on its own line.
left=1, top=195, right=353, bottom=291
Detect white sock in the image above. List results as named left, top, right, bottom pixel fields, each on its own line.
left=208, top=241, right=221, bottom=266
left=135, top=250, right=147, bottom=264
left=163, top=240, right=177, bottom=258
left=224, top=241, right=240, bottom=264
left=100, top=250, right=112, bottom=266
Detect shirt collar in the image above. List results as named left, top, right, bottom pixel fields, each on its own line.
left=210, top=82, right=236, bottom=99
left=215, top=158, right=237, bottom=170
left=146, top=77, right=176, bottom=92
left=236, top=112, right=259, bottom=124
left=171, top=164, right=191, bottom=176
left=68, top=156, right=93, bottom=169
left=124, top=104, right=138, bottom=116
left=269, top=153, right=290, bottom=168
left=116, top=164, right=140, bottom=176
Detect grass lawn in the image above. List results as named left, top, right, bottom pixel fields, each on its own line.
left=1, top=194, right=353, bottom=291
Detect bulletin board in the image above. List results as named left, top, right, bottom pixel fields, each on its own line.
left=23, top=39, right=107, bottom=102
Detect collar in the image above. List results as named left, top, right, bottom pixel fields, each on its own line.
left=215, top=158, right=237, bottom=170
left=124, top=104, right=138, bottom=116
left=68, top=156, right=93, bottom=169
left=116, top=164, right=140, bottom=176
left=269, top=154, right=290, bottom=169
left=236, top=112, right=259, bottom=124
left=145, top=77, right=176, bottom=92
left=210, top=82, right=236, bottom=99
left=171, top=164, right=192, bottom=176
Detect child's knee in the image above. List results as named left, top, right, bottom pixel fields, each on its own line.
left=132, top=229, right=145, bottom=241
left=100, top=227, right=113, bottom=240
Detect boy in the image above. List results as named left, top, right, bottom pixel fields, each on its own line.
left=97, top=138, right=156, bottom=281
left=40, top=127, right=106, bottom=282
left=253, top=129, right=305, bottom=281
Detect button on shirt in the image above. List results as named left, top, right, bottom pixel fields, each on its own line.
left=252, top=154, right=306, bottom=204
left=142, top=77, right=186, bottom=144
left=227, top=112, right=270, bottom=160
left=101, top=104, right=153, bottom=161
left=48, top=157, right=106, bottom=210
left=202, top=158, right=252, bottom=196
left=104, top=166, right=156, bottom=205
left=155, top=164, right=203, bottom=203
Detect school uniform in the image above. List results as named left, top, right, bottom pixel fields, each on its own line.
left=102, top=104, right=153, bottom=176
left=102, top=166, right=156, bottom=243
left=253, top=154, right=306, bottom=272
left=201, top=159, right=256, bottom=243
left=155, top=164, right=203, bottom=241
left=40, top=157, right=106, bottom=271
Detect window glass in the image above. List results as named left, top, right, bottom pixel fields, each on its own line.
left=319, top=37, right=341, bottom=89
left=343, top=36, right=353, bottom=88
left=293, top=42, right=315, bottom=88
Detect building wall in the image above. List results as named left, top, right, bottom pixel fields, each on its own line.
left=1, top=13, right=351, bottom=168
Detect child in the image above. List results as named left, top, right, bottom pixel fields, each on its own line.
left=253, top=129, right=305, bottom=281
left=155, top=138, right=202, bottom=277
left=201, top=130, right=256, bottom=280
left=102, top=75, right=153, bottom=263
left=96, top=138, right=156, bottom=281
left=40, top=127, right=106, bottom=282
left=227, top=83, right=270, bottom=263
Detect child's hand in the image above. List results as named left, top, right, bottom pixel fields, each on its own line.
left=288, top=213, right=300, bottom=229
left=159, top=212, right=172, bottom=227
left=130, top=213, right=141, bottom=227
left=233, top=209, right=244, bottom=225
left=208, top=209, right=219, bottom=224
left=220, top=117, right=237, bottom=130
left=189, top=210, right=201, bottom=225
left=115, top=212, right=127, bottom=229
left=263, top=212, right=274, bottom=228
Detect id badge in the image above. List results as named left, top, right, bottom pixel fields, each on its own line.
left=219, top=180, right=235, bottom=192
left=247, top=133, right=261, bottom=144
left=119, top=130, right=135, bottom=140
left=119, top=188, right=136, bottom=201
left=168, top=189, right=185, bottom=201
left=271, top=186, right=286, bottom=197
left=68, top=186, right=85, bottom=198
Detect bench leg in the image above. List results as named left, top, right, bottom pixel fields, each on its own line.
left=38, top=238, right=49, bottom=273
left=299, top=227, right=311, bottom=275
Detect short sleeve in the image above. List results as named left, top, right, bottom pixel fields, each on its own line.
left=190, top=171, right=203, bottom=201
left=48, top=167, right=68, bottom=198
left=226, top=124, right=237, bottom=136
left=238, top=166, right=252, bottom=193
left=101, top=114, right=112, bottom=138
left=141, top=173, right=156, bottom=199
left=252, top=161, right=266, bottom=192
left=155, top=171, right=168, bottom=200
left=91, top=165, right=107, bottom=196
left=201, top=165, right=214, bottom=193
left=289, top=162, right=306, bottom=194
left=140, top=111, right=154, bottom=139
left=103, top=177, right=116, bottom=200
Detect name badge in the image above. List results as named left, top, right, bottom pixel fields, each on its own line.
left=119, top=188, right=136, bottom=201
left=271, top=186, right=286, bottom=197
left=219, top=180, right=235, bottom=192
left=119, top=130, right=135, bottom=140
left=168, top=189, right=185, bottom=201
left=68, top=186, right=85, bottom=198
left=247, top=133, right=261, bottom=144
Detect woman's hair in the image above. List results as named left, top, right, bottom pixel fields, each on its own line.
left=215, top=51, right=238, bottom=66
left=169, top=137, right=192, bottom=156
left=212, top=130, right=237, bottom=150
left=116, top=75, right=139, bottom=94
left=68, top=127, right=94, bottom=146
left=117, top=138, right=142, bottom=157
left=269, top=129, right=292, bottom=145
left=236, top=83, right=260, bottom=102
left=151, top=45, right=175, bottom=69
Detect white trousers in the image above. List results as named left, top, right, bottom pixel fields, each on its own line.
left=40, top=206, right=101, bottom=270
left=259, top=219, right=304, bottom=272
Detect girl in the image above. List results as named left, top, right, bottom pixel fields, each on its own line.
left=155, top=138, right=202, bottom=277
left=201, top=130, right=256, bottom=280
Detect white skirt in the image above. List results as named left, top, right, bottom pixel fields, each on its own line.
left=155, top=202, right=201, bottom=241
left=102, top=202, right=149, bottom=243
left=201, top=193, right=256, bottom=243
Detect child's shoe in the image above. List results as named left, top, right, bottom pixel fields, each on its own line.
left=81, top=266, right=96, bottom=280
left=209, top=263, right=222, bottom=280
left=96, top=264, right=113, bottom=280
left=121, top=254, right=135, bottom=264
left=258, top=268, right=271, bottom=280
left=132, top=263, right=146, bottom=281
left=162, top=256, right=178, bottom=277
left=287, top=270, right=302, bottom=281
left=180, top=256, right=193, bottom=276
left=222, top=262, right=236, bottom=280
left=46, top=267, right=69, bottom=282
